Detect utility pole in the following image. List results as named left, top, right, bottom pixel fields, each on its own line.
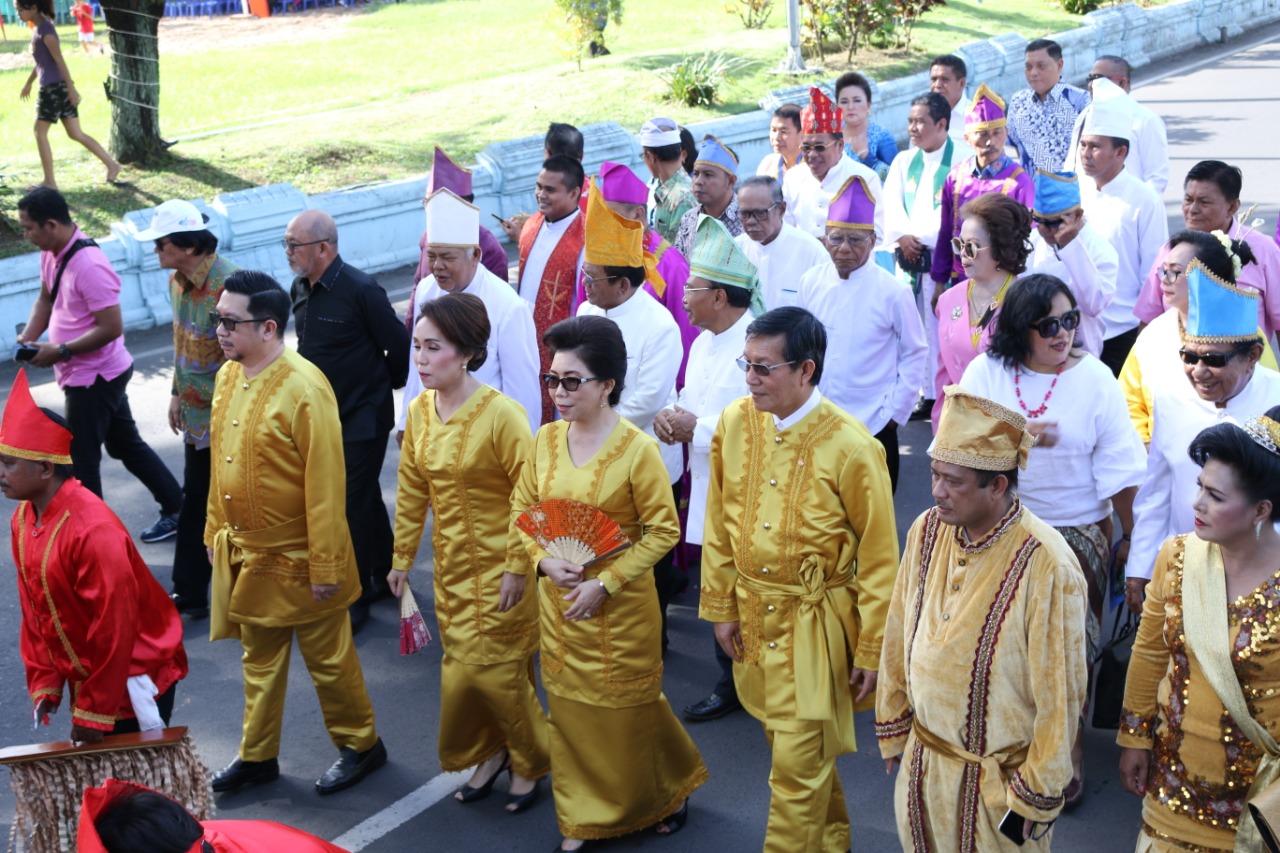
left=774, top=0, right=808, bottom=74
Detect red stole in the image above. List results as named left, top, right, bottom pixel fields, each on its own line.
left=518, top=212, right=586, bottom=424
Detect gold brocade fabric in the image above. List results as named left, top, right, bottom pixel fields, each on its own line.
left=392, top=386, right=538, bottom=664
left=438, top=655, right=549, bottom=779
left=698, top=397, right=900, bottom=742
left=509, top=418, right=682, bottom=708
left=1119, top=535, right=1280, bottom=853
left=204, top=350, right=359, bottom=626
left=876, top=504, right=1088, bottom=851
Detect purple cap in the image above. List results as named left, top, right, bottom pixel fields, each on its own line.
left=825, top=176, right=876, bottom=231
left=599, top=161, right=649, bottom=206
left=427, top=146, right=472, bottom=197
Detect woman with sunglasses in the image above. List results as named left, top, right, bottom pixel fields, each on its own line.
left=961, top=273, right=1147, bottom=808
left=1118, top=408, right=1280, bottom=853
left=1120, top=229, right=1275, bottom=444
left=931, top=191, right=1033, bottom=430
left=388, top=293, right=550, bottom=813
left=509, top=315, right=707, bottom=852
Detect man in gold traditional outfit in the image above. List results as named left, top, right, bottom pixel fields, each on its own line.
left=204, top=270, right=385, bottom=796
left=699, top=305, right=899, bottom=853
left=876, top=385, right=1087, bottom=850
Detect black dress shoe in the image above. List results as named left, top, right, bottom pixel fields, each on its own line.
left=682, top=692, right=742, bottom=722
left=316, top=737, right=387, bottom=795
left=170, top=592, right=209, bottom=620
left=211, top=757, right=279, bottom=792
left=349, top=599, right=370, bottom=635
left=909, top=398, right=934, bottom=422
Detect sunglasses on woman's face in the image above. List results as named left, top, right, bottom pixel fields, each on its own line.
left=950, top=237, right=991, bottom=261
left=1030, top=309, right=1081, bottom=339
left=540, top=374, right=601, bottom=392
left=1178, top=346, right=1252, bottom=369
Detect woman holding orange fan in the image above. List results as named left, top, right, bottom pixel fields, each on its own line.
left=511, top=315, right=707, bottom=852
left=388, top=291, right=549, bottom=813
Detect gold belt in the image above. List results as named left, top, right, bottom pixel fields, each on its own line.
left=912, top=719, right=1028, bottom=809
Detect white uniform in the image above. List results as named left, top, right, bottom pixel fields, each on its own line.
left=1081, top=168, right=1168, bottom=340
left=1063, top=97, right=1170, bottom=195
left=783, top=155, right=884, bottom=241
left=734, top=225, right=829, bottom=311
left=1027, top=222, right=1119, bottom=358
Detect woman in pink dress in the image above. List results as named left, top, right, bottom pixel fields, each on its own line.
left=931, top=192, right=1033, bottom=430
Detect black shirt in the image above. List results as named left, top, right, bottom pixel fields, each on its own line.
left=291, top=255, right=410, bottom=442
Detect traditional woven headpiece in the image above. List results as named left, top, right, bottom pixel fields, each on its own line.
left=584, top=180, right=644, bottom=267
left=689, top=214, right=765, bottom=315
left=427, top=146, right=472, bottom=197
left=801, top=86, right=842, bottom=135
left=1032, top=170, right=1081, bottom=219
left=695, top=134, right=738, bottom=177
left=931, top=385, right=1035, bottom=471
left=825, top=175, right=877, bottom=231
left=424, top=187, right=480, bottom=249
left=1184, top=257, right=1261, bottom=344
left=599, top=160, right=649, bottom=206
left=966, top=84, right=1007, bottom=132
left=1244, top=415, right=1280, bottom=455
left=0, top=369, right=72, bottom=465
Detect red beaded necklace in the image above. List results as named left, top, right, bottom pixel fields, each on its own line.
left=1014, top=363, right=1065, bottom=418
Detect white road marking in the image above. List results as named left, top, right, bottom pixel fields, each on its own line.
left=330, top=769, right=471, bottom=851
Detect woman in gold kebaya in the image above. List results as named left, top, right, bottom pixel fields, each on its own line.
left=389, top=292, right=548, bottom=812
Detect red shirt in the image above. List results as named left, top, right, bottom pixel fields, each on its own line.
left=12, top=479, right=187, bottom=730
left=71, top=2, right=94, bottom=33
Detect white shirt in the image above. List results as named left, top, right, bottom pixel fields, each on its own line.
left=1063, top=96, right=1170, bottom=195
left=881, top=139, right=972, bottom=251
left=1128, top=365, right=1280, bottom=579
left=1027, top=222, right=1119, bottom=357
left=676, top=311, right=752, bottom=545
left=783, top=155, right=885, bottom=241
left=1081, top=168, right=1168, bottom=338
left=518, top=209, right=583, bottom=307
left=797, top=260, right=928, bottom=433
left=961, top=353, right=1146, bottom=527
left=950, top=94, right=970, bottom=143
left=774, top=387, right=823, bottom=431
left=398, top=265, right=542, bottom=435
left=577, top=289, right=683, bottom=483
left=734, top=225, right=829, bottom=311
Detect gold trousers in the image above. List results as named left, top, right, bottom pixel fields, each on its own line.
left=763, top=724, right=850, bottom=853
left=238, top=609, right=378, bottom=761
left=439, top=654, right=550, bottom=779
left=547, top=692, right=708, bottom=841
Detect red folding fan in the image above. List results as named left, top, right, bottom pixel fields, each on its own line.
left=398, top=586, right=432, bottom=656
left=515, top=498, right=632, bottom=568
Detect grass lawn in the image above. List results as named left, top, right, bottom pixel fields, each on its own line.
left=0, top=0, right=1167, bottom=255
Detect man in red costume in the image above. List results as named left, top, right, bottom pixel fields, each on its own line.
left=79, top=778, right=348, bottom=852
left=0, top=369, right=187, bottom=744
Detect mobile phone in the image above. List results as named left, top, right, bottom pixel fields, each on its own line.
left=491, top=213, right=508, bottom=225
left=12, top=343, right=38, bottom=362
left=998, top=809, right=1027, bottom=846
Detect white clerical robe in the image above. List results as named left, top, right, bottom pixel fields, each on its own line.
left=1026, top=222, right=1118, bottom=357
left=1128, top=365, right=1280, bottom=580
left=734, top=225, right=829, bottom=311
left=518, top=209, right=583, bottom=307
left=577, top=289, right=683, bottom=483
left=1081, top=168, right=1168, bottom=339
left=677, top=311, right=752, bottom=545
left=783, top=155, right=885, bottom=241
left=881, top=140, right=971, bottom=251
left=949, top=94, right=970, bottom=142
left=1063, top=97, right=1170, bottom=195
left=398, top=265, right=541, bottom=435
left=797, top=260, right=928, bottom=433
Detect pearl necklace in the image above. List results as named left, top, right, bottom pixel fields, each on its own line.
left=1014, top=363, right=1065, bottom=418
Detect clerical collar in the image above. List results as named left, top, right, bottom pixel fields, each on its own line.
left=954, top=498, right=1023, bottom=553
left=543, top=208, right=580, bottom=231
left=773, top=388, right=822, bottom=432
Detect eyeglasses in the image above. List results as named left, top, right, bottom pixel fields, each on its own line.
left=1085, top=73, right=1107, bottom=83
left=541, top=374, right=602, bottom=392
left=826, top=232, right=873, bottom=249
left=684, top=287, right=716, bottom=294
left=1030, top=309, right=1081, bottom=339
left=950, top=237, right=991, bottom=260
left=740, top=203, right=779, bottom=223
left=281, top=238, right=327, bottom=253
left=209, top=312, right=269, bottom=331
left=1159, top=265, right=1186, bottom=284
left=1178, top=345, right=1255, bottom=369
left=582, top=273, right=622, bottom=288
left=735, top=356, right=796, bottom=377
left=1031, top=216, right=1064, bottom=230
left=800, top=142, right=835, bottom=154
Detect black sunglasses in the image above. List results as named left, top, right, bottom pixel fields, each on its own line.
left=1178, top=345, right=1255, bottom=368
left=208, top=312, right=269, bottom=331
left=1030, top=309, right=1081, bottom=339
left=1032, top=216, right=1064, bottom=230
left=541, top=374, right=601, bottom=392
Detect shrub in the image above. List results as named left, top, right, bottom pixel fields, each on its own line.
left=1062, top=0, right=1101, bottom=12
left=657, top=51, right=761, bottom=107
left=725, top=0, right=775, bottom=29
left=553, top=0, right=625, bottom=71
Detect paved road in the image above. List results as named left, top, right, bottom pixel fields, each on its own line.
left=2, top=21, right=1280, bottom=853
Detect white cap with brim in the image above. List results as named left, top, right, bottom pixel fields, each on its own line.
left=639, top=117, right=682, bottom=148
left=134, top=199, right=207, bottom=241
left=425, top=187, right=480, bottom=249
left=1082, top=78, right=1133, bottom=141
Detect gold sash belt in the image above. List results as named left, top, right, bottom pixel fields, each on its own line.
left=210, top=516, right=308, bottom=641
left=912, top=719, right=1027, bottom=809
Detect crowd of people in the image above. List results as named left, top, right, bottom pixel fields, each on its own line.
left=4, top=33, right=1280, bottom=853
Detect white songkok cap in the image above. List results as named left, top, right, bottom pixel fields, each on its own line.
left=639, top=117, right=682, bottom=148
left=424, top=187, right=479, bottom=249
left=1082, top=78, right=1133, bottom=141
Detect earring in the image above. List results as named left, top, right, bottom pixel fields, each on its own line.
left=1258, top=520, right=1265, bottom=541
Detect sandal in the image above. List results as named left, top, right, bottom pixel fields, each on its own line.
left=1062, top=776, right=1084, bottom=810
left=506, top=777, right=541, bottom=814
left=455, top=750, right=511, bottom=804
left=652, top=799, right=689, bottom=836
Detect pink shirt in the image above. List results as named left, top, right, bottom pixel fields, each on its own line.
left=41, top=229, right=132, bottom=387
left=1133, top=220, right=1280, bottom=339
left=931, top=281, right=1001, bottom=431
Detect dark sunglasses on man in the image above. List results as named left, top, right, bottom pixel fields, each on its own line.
left=1178, top=344, right=1256, bottom=369
left=1031, top=215, right=1064, bottom=230
left=1030, top=309, right=1081, bottom=339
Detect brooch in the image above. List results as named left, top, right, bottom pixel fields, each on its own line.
left=951, top=306, right=962, bottom=320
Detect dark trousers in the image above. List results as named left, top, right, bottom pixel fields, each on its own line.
left=344, top=436, right=393, bottom=601
left=110, top=682, right=176, bottom=735
left=1100, top=326, right=1141, bottom=378
left=713, top=637, right=736, bottom=698
left=62, top=365, right=182, bottom=514
left=874, top=422, right=900, bottom=495
left=171, top=444, right=212, bottom=603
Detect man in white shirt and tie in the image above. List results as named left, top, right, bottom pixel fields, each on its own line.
left=734, top=176, right=828, bottom=310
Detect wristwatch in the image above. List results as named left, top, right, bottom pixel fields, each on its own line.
left=58, top=343, right=73, bottom=361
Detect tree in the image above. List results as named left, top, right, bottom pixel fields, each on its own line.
left=100, top=0, right=166, bottom=164
left=553, top=0, right=624, bottom=71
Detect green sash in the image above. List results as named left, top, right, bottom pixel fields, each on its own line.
left=904, top=138, right=954, bottom=213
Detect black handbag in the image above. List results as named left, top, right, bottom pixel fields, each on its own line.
left=1092, top=608, right=1138, bottom=729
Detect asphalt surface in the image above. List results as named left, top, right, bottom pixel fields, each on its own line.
left=2, top=21, right=1280, bottom=853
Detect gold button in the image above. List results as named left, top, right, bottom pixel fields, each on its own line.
left=768, top=642, right=777, bottom=650
left=763, top=522, right=771, bottom=530
left=767, top=605, right=775, bottom=612
left=225, top=456, right=232, bottom=463
left=769, top=479, right=777, bottom=486
left=958, top=559, right=966, bottom=566
left=942, top=613, right=950, bottom=621
left=232, top=419, right=239, bottom=426
left=242, top=382, right=249, bottom=390
left=774, top=436, right=782, bottom=444
left=224, top=494, right=231, bottom=501
left=761, top=567, right=770, bottom=575
left=952, top=584, right=960, bottom=592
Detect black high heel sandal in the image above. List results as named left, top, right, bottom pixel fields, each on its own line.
left=455, top=751, right=511, bottom=803
left=652, top=799, right=689, bottom=836
left=506, top=776, right=541, bottom=814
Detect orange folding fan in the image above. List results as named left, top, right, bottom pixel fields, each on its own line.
left=514, top=499, right=632, bottom=568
